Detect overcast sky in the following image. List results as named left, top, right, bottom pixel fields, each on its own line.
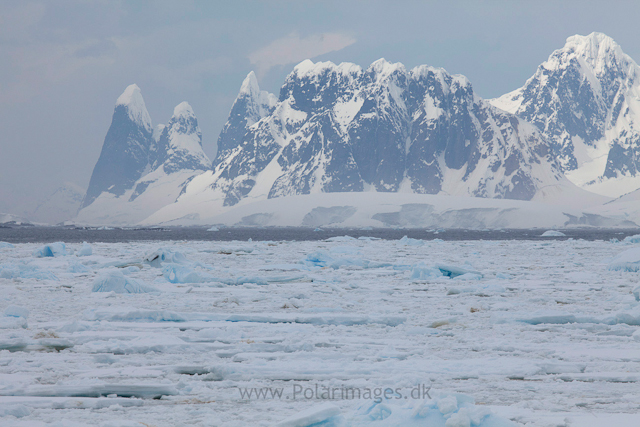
left=3, top=0, right=640, bottom=217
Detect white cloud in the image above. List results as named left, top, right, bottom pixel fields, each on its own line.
left=248, top=31, right=356, bottom=77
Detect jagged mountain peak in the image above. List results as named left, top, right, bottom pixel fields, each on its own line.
left=152, top=102, right=210, bottom=174
left=239, top=71, right=261, bottom=97
left=290, top=59, right=362, bottom=79
left=215, top=72, right=278, bottom=158
left=561, top=32, right=626, bottom=67
left=367, top=58, right=406, bottom=80
left=235, top=72, right=277, bottom=123
left=115, top=84, right=152, bottom=132
left=172, top=101, right=196, bottom=120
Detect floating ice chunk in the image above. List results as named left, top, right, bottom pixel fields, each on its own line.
left=513, top=309, right=640, bottom=326
left=304, top=250, right=388, bottom=269
left=454, top=273, right=483, bottom=281
left=540, top=230, right=566, bottom=237
left=0, top=404, right=30, bottom=418
left=436, top=264, right=482, bottom=278
left=0, top=263, right=58, bottom=280
left=83, top=308, right=404, bottom=326
left=19, top=264, right=58, bottom=280
left=32, top=242, right=67, bottom=257
left=0, top=242, right=14, bottom=249
left=3, top=384, right=178, bottom=399
left=163, top=263, right=214, bottom=283
left=411, top=264, right=443, bottom=280
left=207, top=226, right=219, bottom=231
left=68, top=262, right=91, bottom=273
left=77, top=242, right=93, bottom=256
left=400, top=235, right=424, bottom=246
left=608, top=247, right=640, bottom=271
left=84, top=308, right=186, bottom=322
left=92, top=270, right=159, bottom=294
left=144, top=248, right=188, bottom=267
left=325, top=236, right=357, bottom=242
left=350, top=394, right=512, bottom=426
left=274, top=403, right=342, bottom=427
left=438, top=395, right=458, bottom=414
left=0, top=316, right=27, bottom=329
left=4, top=305, right=29, bottom=318
left=623, top=234, right=640, bottom=243
left=634, top=285, right=640, bottom=301
left=59, top=320, right=93, bottom=333
left=0, top=264, right=18, bottom=279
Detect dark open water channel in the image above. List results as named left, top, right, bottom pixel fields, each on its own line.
left=0, top=226, right=638, bottom=243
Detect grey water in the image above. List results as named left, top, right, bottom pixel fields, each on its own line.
left=0, top=225, right=637, bottom=243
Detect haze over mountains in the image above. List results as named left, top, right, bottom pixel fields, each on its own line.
left=38, top=32, right=640, bottom=227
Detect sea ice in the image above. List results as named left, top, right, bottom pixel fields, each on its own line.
left=540, top=230, right=566, bottom=237
left=608, top=247, right=640, bottom=271
left=32, top=242, right=67, bottom=257
left=274, top=403, right=343, bottom=427
left=400, top=235, right=425, bottom=246
left=3, top=238, right=640, bottom=425
left=0, top=404, right=30, bottom=418
left=144, top=248, right=189, bottom=267
left=623, top=234, right=640, bottom=243
left=91, top=269, right=159, bottom=294
left=0, top=242, right=14, bottom=249
left=77, top=242, right=93, bottom=256
left=304, top=250, right=388, bottom=269
left=4, top=305, right=29, bottom=318
left=436, top=264, right=482, bottom=278
left=68, top=262, right=91, bottom=273
left=0, top=263, right=58, bottom=280
left=411, top=264, right=444, bottom=280
left=163, top=263, right=214, bottom=283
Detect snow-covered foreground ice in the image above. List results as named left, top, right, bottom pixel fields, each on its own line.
left=1, top=237, right=640, bottom=426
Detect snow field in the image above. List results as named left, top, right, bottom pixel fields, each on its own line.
left=0, top=237, right=639, bottom=425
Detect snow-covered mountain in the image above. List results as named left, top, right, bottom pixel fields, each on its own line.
left=147, top=59, right=592, bottom=225
left=31, top=182, right=85, bottom=224
left=82, top=84, right=155, bottom=209
left=76, top=87, right=211, bottom=225
left=492, top=32, right=640, bottom=198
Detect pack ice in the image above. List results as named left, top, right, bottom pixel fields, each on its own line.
left=1, top=238, right=640, bottom=426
